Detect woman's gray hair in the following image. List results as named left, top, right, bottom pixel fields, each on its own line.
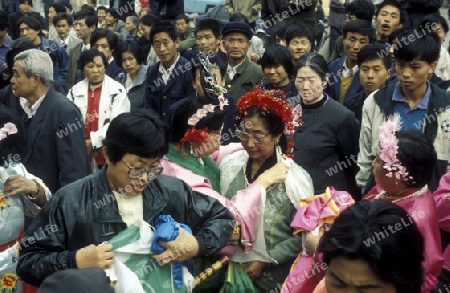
left=294, top=52, right=330, bottom=82
left=14, top=49, right=53, bottom=87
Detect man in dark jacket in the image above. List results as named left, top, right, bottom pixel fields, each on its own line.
left=17, top=110, right=234, bottom=287
left=10, top=49, right=91, bottom=193
left=8, top=0, right=47, bottom=40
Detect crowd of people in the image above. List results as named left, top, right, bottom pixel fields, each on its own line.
left=1, top=0, right=450, bottom=292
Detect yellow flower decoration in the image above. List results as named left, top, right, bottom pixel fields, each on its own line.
left=0, top=194, right=9, bottom=212
left=1, top=273, right=18, bottom=289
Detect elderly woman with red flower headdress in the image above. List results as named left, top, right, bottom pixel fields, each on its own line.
left=0, top=108, right=52, bottom=293
left=217, top=87, right=314, bottom=292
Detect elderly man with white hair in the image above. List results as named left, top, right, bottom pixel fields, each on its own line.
left=11, top=49, right=91, bottom=193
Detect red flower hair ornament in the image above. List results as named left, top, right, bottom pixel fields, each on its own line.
left=236, top=87, right=302, bottom=158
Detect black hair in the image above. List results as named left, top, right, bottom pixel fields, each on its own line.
left=78, top=48, right=108, bottom=70
left=53, top=13, right=73, bottom=27
left=103, top=109, right=169, bottom=163
left=18, top=16, right=41, bottom=32
left=229, top=12, right=249, bottom=23
left=357, top=43, right=392, bottom=70
left=387, top=27, right=409, bottom=44
left=260, top=44, right=294, bottom=77
left=195, top=18, right=222, bottom=39
left=285, top=25, right=315, bottom=50
left=150, top=21, right=178, bottom=43
left=343, top=19, right=376, bottom=42
left=139, top=13, right=158, bottom=26
left=175, top=14, right=190, bottom=23
left=0, top=11, right=8, bottom=30
left=115, top=40, right=145, bottom=67
left=393, top=29, right=440, bottom=63
left=294, top=52, right=328, bottom=81
left=319, top=200, right=424, bottom=293
left=419, top=14, right=449, bottom=34
left=97, top=5, right=107, bottom=12
left=19, top=0, right=31, bottom=6
left=170, top=96, right=225, bottom=143
left=273, top=24, right=289, bottom=43
left=80, top=5, right=96, bottom=14
left=5, top=37, right=34, bottom=76
left=106, top=8, right=120, bottom=20
left=49, top=3, right=66, bottom=14
left=395, top=129, right=436, bottom=187
left=74, top=9, right=98, bottom=28
left=90, top=28, right=119, bottom=51
left=345, top=0, right=375, bottom=23
left=375, top=0, right=407, bottom=25
left=0, top=108, right=27, bottom=164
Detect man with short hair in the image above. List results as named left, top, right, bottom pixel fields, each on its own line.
left=285, top=24, right=314, bottom=65
left=344, top=43, right=392, bottom=123
left=8, top=0, right=47, bottom=40
left=17, top=110, right=234, bottom=287
left=18, top=16, right=69, bottom=89
left=374, top=0, right=405, bottom=44
left=104, top=8, right=126, bottom=40
left=97, top=6, right=107, bottom=28
left=357, top=30, right=450, bottom=194
left=327, top=20, right=375, bottom=104
left=222, top=21, right=265, bottom=99
left=139, top=14, right=159, bottom=67
left=175, top=14, right=198, bottom=54
left=47, top=3, right=66, bottom=40
left=53, top=13, right=82, bottom=55
left=90, top=28, right=126, bottom=84
left=145, top=21, right=195, bottom=122
left=10, top=49, right=90, bottom=193
left=195, top=18, right=228, bottom=64
left=67, top=10, right=98, bottom=90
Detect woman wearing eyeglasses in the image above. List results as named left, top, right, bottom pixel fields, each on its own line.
left=218, top=87, right=314, bottom=292
left=293, top=52, right=359, bottom=196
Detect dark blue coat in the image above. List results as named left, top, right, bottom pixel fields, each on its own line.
left=144, top=56, right=195, bottom=121
left=326, top=56, right=363, bottom=104
left=22, top=88, right=91, bottom=193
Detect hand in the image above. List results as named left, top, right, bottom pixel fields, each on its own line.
left=3, top=175, right=38, bottom=197
left=255, top=162, right=289, bottom=189
left=244, top=260, right=267, bottom=280
left=86, top=139, right=97, bottom=159
left=250, top=53, right=260, bottom=62
left=76, top=243, right=114, bottom=269
left=304, top=229, right=324, bottom=256
left=152, top=228, right=199, bottom=265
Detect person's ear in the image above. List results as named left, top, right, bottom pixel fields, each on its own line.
left=102, top=147, right=111, bottom=166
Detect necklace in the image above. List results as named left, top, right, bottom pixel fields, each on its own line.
left=375, top=185, right=428, bottom=203
left=242, top=160, right=277, bottom=192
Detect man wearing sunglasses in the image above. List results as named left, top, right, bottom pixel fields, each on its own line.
left=17, top=110, right=235, bottom=287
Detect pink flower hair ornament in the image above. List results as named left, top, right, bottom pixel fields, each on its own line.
left=0, top=123, right=18, bottom=142
left=378, top=114, right=413, bottom=182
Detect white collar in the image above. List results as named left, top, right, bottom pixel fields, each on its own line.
left=20, top=94, right=46, bottom=118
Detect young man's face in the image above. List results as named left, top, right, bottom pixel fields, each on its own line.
left=222, top=32, right=250, bottom=62
left=152, top=32, right=180, bottom=66
left=196, top=29, right=220, bottom=53
left=106, top=13, right=117, bottom=26
left=19, top=1, right=32, bottom=14
left=19, top=23, right=39, bottom=43
left=97, top=9, right=106, bottom=22
left=55, top=19, right=71, bottom=40
left=93, top=37, right=113, bottom=61
left=395, top=58, right=436, bottom=92
left=48, top=7, right=58, bottom=22
left=175, top=19, right=189, bottom=35
left=275, top=35, right=286, bottom=46
left=125, top=19, right=137, bottom=33
left=287, top=36, right=312, bottom=63
left=375, top=5, right=402, bottom=41
left=359, top=59, right=391, bottom=96
left=75, top=18, right=95, bottom=42
left=343, top=32, right=370, bottom=66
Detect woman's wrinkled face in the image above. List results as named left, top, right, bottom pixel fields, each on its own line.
left=240, top=116, right=280, bottom=162
left=295, top=65, right=326, bottom=105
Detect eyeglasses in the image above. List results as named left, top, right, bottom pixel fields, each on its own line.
left=121, top=160, right=164, bottom=180
left=235, top=130, right=270, bottom=144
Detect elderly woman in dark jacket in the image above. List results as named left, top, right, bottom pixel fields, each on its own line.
left=115, top=40, right=148, bottom=112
